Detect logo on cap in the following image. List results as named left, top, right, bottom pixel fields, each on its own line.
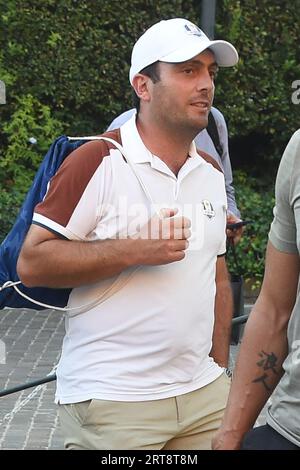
left=184, top=23, right=204, bottom=38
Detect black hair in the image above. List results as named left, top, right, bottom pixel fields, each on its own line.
left=132, top=61, right=161, bottom=112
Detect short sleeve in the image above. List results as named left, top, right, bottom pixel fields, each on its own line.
left=269, top=130, right=300, bottom=254
left=33, top=140, right=112, bottom=240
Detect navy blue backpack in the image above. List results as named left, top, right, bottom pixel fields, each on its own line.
left=0, top=136, right=86, bottom=310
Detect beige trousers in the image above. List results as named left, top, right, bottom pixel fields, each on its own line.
left=58, top=372, right=230, bottom=450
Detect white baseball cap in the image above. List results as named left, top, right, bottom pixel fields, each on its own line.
left=129, top=18, right=239, bottom=85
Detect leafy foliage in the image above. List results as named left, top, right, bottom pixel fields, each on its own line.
left=0, top=93, right=63, bottom=194
left=215, top=0, right=300, bottom=162
left=0, top=94, right=63, bottom=239
left=227, top=171, right=275, bottom=287
left=0, top=0, right=197, bottom=134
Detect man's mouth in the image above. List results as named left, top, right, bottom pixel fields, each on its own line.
left=190, top=101, right=210, bottom=111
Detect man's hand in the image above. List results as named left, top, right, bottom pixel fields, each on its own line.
left=212, top=428, right=243, bottom=450
left=133, top=208, right=192, bottom=266
left=226, top=212, right=244, bottom=245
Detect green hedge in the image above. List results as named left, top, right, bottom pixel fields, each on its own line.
left=1, top=1, right=298, bottom=143
left=226, top=171, right=275, bottom=286
left=0, top=0, right=197, bottom=135
left=0, top=93, right=64, bottom=241
left=215, top=0, right=299, bottom=161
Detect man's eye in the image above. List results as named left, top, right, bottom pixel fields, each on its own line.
left=183, top=69, right=193, bottom=74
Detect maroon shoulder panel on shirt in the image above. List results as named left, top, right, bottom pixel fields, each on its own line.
left=34, top=129, right=122, bottom=228
left=196, top=149, right=223, bottom=173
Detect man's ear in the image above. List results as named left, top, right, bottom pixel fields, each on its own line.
left=132, top=74, right=151, bottom=103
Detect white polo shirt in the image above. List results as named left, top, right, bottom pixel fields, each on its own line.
left=33, top=115, right=227, bottom=404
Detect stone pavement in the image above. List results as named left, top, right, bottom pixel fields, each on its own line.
left=0, top=308, right=64, bottom=449
left=0, top=303, right=264, bottom=450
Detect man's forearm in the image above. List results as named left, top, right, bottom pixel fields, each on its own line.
left=216, top=300, right=288, bottom=448
left=18, top=213, right=191, bottom=288
left=18, top=237, right=138, bottom=288
left=210, top=278, right=233, bottom=367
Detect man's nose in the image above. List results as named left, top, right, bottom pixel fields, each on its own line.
left=196, top=70, right=214, bottom=92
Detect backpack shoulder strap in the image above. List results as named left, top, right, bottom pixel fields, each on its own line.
left=207, top=111, right=223, bottom=158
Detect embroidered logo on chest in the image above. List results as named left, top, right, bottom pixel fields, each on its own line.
left=202, top=200, right=215, bottom=219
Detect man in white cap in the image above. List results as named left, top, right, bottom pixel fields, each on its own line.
left=18, top=18, right=239, bottom=450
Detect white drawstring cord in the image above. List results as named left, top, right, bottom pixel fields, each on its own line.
left=0, top=280, right=69, bottom=311
left=1, top=267, right=138, bottom=315
left=0, top=280, right=22, bottom=291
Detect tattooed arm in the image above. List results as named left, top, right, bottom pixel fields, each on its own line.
left=212, top=241, right=300, bottom=449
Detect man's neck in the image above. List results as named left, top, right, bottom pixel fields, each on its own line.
left=136, top=115, right=197, bottom=175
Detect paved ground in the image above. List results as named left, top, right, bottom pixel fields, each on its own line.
left=0, top=308, right=64, bottom=449
left=0, top=302, right=265, bottom=450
